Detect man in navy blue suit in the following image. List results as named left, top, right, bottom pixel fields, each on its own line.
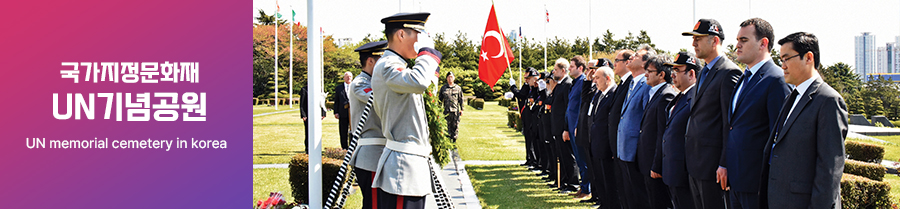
left=654, top=51, right=700, bottom=209
left=616, top=44, right=655, bottom=209
left=723, top=18, right=790, bottom=209
left=681, top=19, right=742, bottom=209
left=638, top=54, right=676, bottom=209
left=587, top=64, right=620, bottom=208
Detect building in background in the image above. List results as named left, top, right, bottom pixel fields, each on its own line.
left=877, top=42, right=896, bottom=74
left=856, top=32, right=876, bottom=75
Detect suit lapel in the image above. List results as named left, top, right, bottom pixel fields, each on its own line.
left=693, top=61, right=722, bottom=110
left=733, top=61, right=770, bottom=115
left=776, top=78, right=822, bottom=144
left=624, top=78, right=646, bottom=112
left=668, top=88, right=693, bottom=125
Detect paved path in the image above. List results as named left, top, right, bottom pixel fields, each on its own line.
left=848, top=124, right=900, bottom=137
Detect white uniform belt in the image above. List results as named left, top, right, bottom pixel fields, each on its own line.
left=358, top=138, right=387, bottom=146
left=385, top=140, right=432, bottom=157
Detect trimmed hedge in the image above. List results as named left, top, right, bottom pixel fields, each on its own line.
left=846, top=140, right=885, bottom=163
left=845, top=159, right=887, bottom=181
left=840, top=173, right=893, bottom=209
left=471, top=98, right=484, bottom=110
left=325, top=101, right=334, bottom=110
left=499, top=98, right=510, bottom=107
left=507, top=111, right=519, bottom=128
left=515, top=112, right=523, bottom=132
left=288, top=152, right=347, bottom=205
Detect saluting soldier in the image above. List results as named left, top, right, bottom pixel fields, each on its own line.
left=439, top=71, right=464, bottom=142
left=348, top=40, right=388, bottom=209
left=370, top=12, right=443, bottom=209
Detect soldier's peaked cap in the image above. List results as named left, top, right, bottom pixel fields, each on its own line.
left=381, top=12, right=430, bottom=33
left=354, top=41, right=388, bottom=57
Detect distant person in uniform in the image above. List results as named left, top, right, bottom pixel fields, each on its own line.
left=334, top=71, right=353, bottom=150
left=439, top=71, right=464, bottom=142
left=370, top=12, right=443, bottom=209
left=348, top=40, right=388, bottom=209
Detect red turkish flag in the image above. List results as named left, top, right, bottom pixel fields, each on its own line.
left=478, top=4, right=515, bottom=89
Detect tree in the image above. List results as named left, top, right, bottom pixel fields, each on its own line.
left=255, top=9, right=287, bottom=26
left=820, top=62, right=864, bottom=115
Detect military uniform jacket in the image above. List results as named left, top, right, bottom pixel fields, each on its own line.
left=439, top=84, right=464, bottom=114
left=370, top=49, right=440, bottom=196
left=348, top=72, right=386, bottom=172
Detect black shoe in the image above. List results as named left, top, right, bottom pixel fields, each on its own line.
left=520, top=163, right=530, bottom=166
left=559, top=186, right=578, bottom=193
left=580, top=197, right=598, bottom=203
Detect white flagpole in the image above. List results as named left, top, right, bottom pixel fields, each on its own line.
left=544, top=5, right=547, bottom=73
left=589, top=0, right=592, bottom=61
left=307, top=0, right=323, bottom=208
left=519, top=26, right=522, bottom=86
left=275, top=4, right=279, bottom=110
left=289, top=6, right=294, bottom=109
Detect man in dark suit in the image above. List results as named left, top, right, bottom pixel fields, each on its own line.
left=639, top=54, right=676, bottom=209
left=538, top=72, right=559, bottom=185
left=724, top=18, right=791, bottom=209
left=616, top=44, right=654, bottom=209
left=608, top=49, right=634, bottom=207
left=681, top=19, right=742, bottom=209
left=760, top=32, right=847, bottom=209
left=587, top=64, right=620, bottom=208
left=334, top=72, right=353, bottom=150
left=654, top=51, right=701, bottom=209
left=549, top=58, right=579, bottom=192
left=300, top=86, right=326, bottom=154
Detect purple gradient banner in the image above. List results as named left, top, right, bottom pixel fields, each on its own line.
left=0, top=0, right=250, bottom=208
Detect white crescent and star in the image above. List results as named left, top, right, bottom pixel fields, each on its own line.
left=482, top=30, right=506, bottom=59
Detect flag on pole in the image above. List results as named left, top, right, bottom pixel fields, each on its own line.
left=292, top=9, right=296, bottom=22
left=276, top=0, right=282, bottom=18
left=518, top=26, right=522, bottom=38
left=545, top=8, right=549, bottom=22
left=478, top=4, right=515, bottom=89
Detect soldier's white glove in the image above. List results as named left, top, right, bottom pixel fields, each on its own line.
left=414, top=33, right=435, bottom=52
left=537, top=79, right=547, bottom=91
left=509, top=78, right=516, bottom=87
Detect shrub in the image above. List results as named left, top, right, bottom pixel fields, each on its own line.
left=846, top=140, right=885, bottom=163
left=507, top=111, right=518, bottom=128
left=845, top=159, right=887, bottom=181
left=515, top=112, right=524, bottom=132
left=499, top=98, right=510, bottom=107
left=288, top=153, right=347, bottom=205
left=325, top=101, right=334, bottom=110
left=472, top=98, right=484, bottom=110
left=840, top=173, right=893, bottom=209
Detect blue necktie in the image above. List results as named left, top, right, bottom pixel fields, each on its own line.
left=697, top=66, right=710, bottom=90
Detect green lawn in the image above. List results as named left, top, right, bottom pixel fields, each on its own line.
left=456, top=101, right=526, bottom=161
left=869, top=135, right=900, bottom=162
left=884, top=174, right=900, bottom=203
left=253, top=105, right=299, bottom=115
left=467, top=164, right=595, bottom=209
left=253, top=106, right=343, bottom=164
left=253, top=168, right=362, bottom=207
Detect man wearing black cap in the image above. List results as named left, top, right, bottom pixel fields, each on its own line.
left=537, top=71, right=558, bottom=182
left=439, top=72, right=464, bottom=143
left=510, top=68, right=540, bottom=169
left=370, top=12, right=443, bottom=209
left=725, top=18, right=790, bottom=209
left=681, top=19, right=742, bottom=209
left=348, top=40, right=388, bottom=209
left=655, top=51, right=700, bottom=209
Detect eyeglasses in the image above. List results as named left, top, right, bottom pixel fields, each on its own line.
left=781, top=53, right=803, bottom=62
left=615, top=59, right=628, bottom=62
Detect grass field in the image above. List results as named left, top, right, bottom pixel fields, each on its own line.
left=466, top=164, right=596, bottom=209
left=253, top=105, right=342, bottom=164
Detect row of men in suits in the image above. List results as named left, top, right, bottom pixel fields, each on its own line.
left=513, top=17, right=847, bottom=209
